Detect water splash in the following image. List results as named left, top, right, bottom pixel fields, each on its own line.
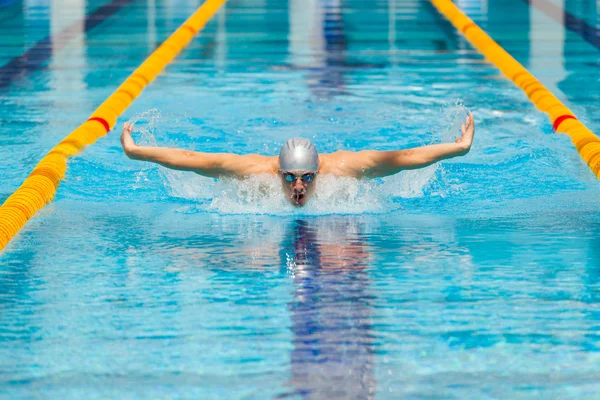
left=125, top=104, right=472, bottom=214
left=130, top=109, right=161, bottom=191
left=441, top=99, right=470, bottom=143
left=209, top=174, right=388, bottom=215
left=176, top=171, right=442, bottom=215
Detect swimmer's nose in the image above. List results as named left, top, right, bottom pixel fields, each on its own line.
left=292, top=179, right=305, bottom=192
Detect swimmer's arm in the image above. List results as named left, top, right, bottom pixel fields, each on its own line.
left=350, top=113, right=475, bottom=178
left=120, top=123, right=275, bottom=178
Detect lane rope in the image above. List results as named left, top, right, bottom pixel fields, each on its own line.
left=87, top=117, right=110, bottom=133
left=0, top=0, right=228, bottom=251
left=429, top=0, right=600, bottom=177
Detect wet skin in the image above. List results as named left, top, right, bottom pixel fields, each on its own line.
left=121, top=114, right=476, bottom=208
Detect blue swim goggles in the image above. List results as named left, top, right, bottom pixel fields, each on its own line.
left=281, top=172, right=316, bottom=183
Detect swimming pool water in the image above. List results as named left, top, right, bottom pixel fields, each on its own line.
left=2, top=0, right=600, bottom=398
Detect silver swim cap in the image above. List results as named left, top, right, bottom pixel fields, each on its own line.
left=279, top=137, right=319, bottom=172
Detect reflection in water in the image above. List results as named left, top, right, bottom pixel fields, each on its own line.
left=288, top=0, right=383, bottom=98
left=281, top=218, right=375, bottom=399
left=288, top=0, right=346, bottom=97
left=309, top=0, right=346, bottom=96
left=49, top=0, right=87, bottom=107
left=528, top=0, right=567, bottom=96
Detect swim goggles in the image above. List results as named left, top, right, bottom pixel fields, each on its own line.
left=281, top=171, right=316, bottom=183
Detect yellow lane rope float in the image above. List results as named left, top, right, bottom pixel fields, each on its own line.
left=429, top=0, right=600, bottom=178
left=0, top=0, right=227, bottom=251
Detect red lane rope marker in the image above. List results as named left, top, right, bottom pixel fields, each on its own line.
left=87, top=117, right=110, bottom=133
left=553, top=115, right=576, bottom=131
left=429, top=0, right=600, bottom=179
left=0, top=0, right=228, bottom=252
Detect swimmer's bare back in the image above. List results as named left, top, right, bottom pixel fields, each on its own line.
left=120, top=113, right=474, bottom=179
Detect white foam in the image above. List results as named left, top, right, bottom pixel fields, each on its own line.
left=441, top=99, right=470, bottom=143
left=126, top=103, right=470, bottom=214
left=379, top=166, right=438, bottom=199
left=208, top=174, right=386, bottom=215
left=171, top=171, right=440, bottom=215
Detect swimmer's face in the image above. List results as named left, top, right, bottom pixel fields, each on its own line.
left=280, top=171, right=317, bottom=207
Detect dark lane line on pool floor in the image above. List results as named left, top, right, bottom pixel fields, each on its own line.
left=524, top=0, right=600, bottom=51
left=0, top=0, right=134, bottom=90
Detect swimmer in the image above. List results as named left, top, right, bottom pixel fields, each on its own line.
left=120, top=113, right=474, bottom=206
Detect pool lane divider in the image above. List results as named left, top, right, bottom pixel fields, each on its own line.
left=429, top=0, right=600, bottom=180
left=0, top=0, right=228, bottom=251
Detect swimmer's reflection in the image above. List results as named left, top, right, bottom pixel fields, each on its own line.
left=280, top=218, right=376, bottom=399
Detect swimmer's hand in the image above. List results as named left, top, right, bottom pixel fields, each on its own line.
left=330, top=112, right=476, bottom=178
left=120, top=122, right=137, bottom=156
left=118, top=122, right=276, bottom=177
left=455, top=113, right=474, bottom=154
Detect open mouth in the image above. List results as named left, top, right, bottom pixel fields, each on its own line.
left=293, top=193, right=305, bottom=205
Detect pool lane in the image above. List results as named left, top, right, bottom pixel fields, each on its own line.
left=0, top=0, right=134, bottom=90
left=524, top=0, right=600, bottom=51
left=430, top=0, right=600, bottom=179
left=0, top=0, right=227, bottom=251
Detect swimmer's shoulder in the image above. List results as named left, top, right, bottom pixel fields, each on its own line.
left=318, top=151, right=366, bottom=177
left=221, top=154, right=278, bottom=176
left=248, top=154, right=279, bottom=175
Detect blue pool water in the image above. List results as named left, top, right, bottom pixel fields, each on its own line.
left=2, top=0, right=600, bottom=398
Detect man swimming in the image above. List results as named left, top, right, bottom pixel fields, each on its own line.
left=120, top=113, right=474, bottom=206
